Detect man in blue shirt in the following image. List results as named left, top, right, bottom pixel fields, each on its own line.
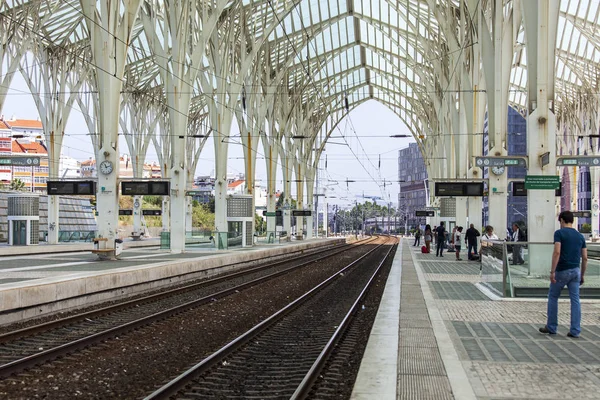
left=539, top=211, right=588, bottom=338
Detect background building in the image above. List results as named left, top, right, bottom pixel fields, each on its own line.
left=397, top=142, right=428, bottom=231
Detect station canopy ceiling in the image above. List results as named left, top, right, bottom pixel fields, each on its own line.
left=2, top=0, right=600, bottom=135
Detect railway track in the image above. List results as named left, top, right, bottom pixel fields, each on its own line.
left=145, top=236, right=397, bottom=399
left=0, top=237, right=377, bottom=379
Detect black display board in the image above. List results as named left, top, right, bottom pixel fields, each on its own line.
left=292, top=210, right=312, bottom=217
left=416, top=210, right=435, bottom=217
left=119, top=209, right=133, bottom=216
left=121, top=181, right=170, bottom=196
left=47, top=180, right=96, bottom=195
left=143, top=209, right=162, bottom=216
left=434, top=182, right=484, bottom=196
left=512, top=181, right=561, bottom=197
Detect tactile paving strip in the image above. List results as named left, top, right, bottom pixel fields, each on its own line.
left=397, top=375, right=454, bottom=400
left=398, top=347, right=447, bottom=375
left=399, top=328, right=438, bottom=348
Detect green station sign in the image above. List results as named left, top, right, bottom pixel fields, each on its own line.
left=556, top=156, right=600, bottom=166
left=475, top=156, right=527, bottom=168
left=524, top=175, right=560, bottom=190
left=0, top=156, right=41, bottom=166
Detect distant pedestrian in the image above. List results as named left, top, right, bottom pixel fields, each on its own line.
left=454, top=226, right=464, bottom=261
left=413, top=227, right=422, bottom=247
left=511, top=223, right=525, bottom=264
left=540, top=211, right=587, bottom=338
left=465, top=224, right=480, bottom=260
left=435, top=223, right=446, bottom=257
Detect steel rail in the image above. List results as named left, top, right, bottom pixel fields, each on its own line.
left=290, top=239, right=397, bottom=399
left=0, top=238, right=362, bottom=344
left=144, top=237, right=394, bottom=400
left=0, top=237, right=376, bottom=379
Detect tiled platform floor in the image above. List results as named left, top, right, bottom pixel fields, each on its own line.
left=412, top=241, right=600, bottom=399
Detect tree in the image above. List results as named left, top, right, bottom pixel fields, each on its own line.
left=255, top=213, right=266, bottom=234
left=9, top=179, right=26, bottom=191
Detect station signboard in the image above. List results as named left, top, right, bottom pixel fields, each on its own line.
left=475, top=157, right=527, bottom=168
left=47, top=180, right=96, bottom=195
left=416, top=210, right=435, bottom=217
left=263, top=210, right=282, bottom=217
left=572, top=211, right=592, bottom=218
left=121, top=181, right=170, bottom=196
left=292, top=210, right=312, bottom=217
left=434, top=182, right=484, bottom=197
left=119, top=209, right=133, bottom=216
left=511, top=181, right=561, bottom=197
left=0, top=156, right=41, bottom=166
left=524, top=175, right=560, bottom=190
left=142, top=209, right=162, bottom=216
left=557, top=156, right=600, bottom=167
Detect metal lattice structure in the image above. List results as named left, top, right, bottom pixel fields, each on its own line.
left=0, top=0, right=598, bottom=250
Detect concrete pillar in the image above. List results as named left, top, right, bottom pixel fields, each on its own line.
left=455, top=197, right=468, bottom=228
left=47, top=195, right=59, bottom=244
left=162, top=197, right=170, bottom=232
left=133, top=195, right=143, bottom=235
left=523, top=0, right=559, bottom=275
left=185, top=196, right=193, bottom=232
left=487, top=173, right=508, bottom=238
left=526, top=108, right=557, bottom=275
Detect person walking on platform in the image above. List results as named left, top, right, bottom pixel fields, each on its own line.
left=413, top=227, right=422, bottom=247
left=540, top=211, right=587, bottom=338
left=435, top=222, right=446, bottom=257
left=465, top=224, right=480, bottom=260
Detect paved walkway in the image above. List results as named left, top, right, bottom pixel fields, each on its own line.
left=353, top=239, right=600, bottom=399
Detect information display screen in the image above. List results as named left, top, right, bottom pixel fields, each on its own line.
left=150, top=182, right=170, bottom=195
left=513, top=181, right=561, bottom=197
left=122, top=182, right=150, bottom=195
left=47, top=181, right=96, bottom=195
left=121, top=181, right=170, bottom=196
left=434, top=182, right=483, bottom=197
left=76, top=181, right=95, bottom=195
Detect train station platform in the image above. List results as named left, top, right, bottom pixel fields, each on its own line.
left=352, top=239, right=600, bottom=399
left=0, top=237, right=345, bottom=325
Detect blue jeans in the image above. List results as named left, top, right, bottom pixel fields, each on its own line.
left=467, top=242, right=477, bottom=258
left=546, top=268, right=581, bottom=336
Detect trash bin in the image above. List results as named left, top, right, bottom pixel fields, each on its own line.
left=114, top=238, right=124, bottom=257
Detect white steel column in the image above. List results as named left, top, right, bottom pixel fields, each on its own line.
left=455, top=198, right=468, bottom=229
left=281, top=137, right=293, bottom=235
left=81, top=0, right=142, bottom=248
left=523, top=0, right=559, bottom=274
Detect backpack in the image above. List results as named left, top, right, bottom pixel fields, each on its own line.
left=421, top=245, right=428, bottom=253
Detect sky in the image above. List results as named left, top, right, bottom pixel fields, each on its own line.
left=2, top=72, right=414, bottom=209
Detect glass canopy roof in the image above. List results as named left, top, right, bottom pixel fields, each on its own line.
left=1, top=0, right=599, bottom=138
